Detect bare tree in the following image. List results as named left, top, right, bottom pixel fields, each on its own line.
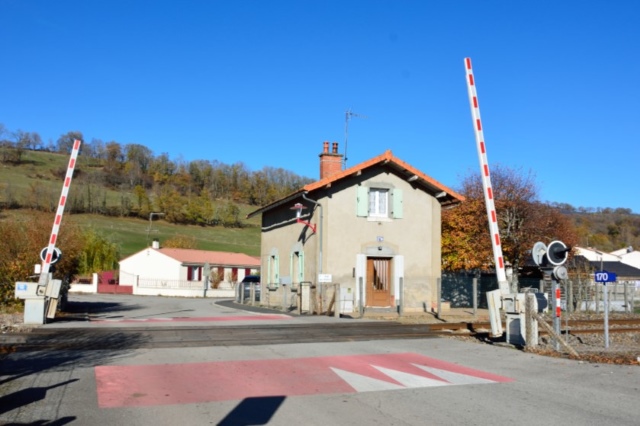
left=56, top=131, right=83, bottom=153
left=124, top=143, right=153, bottom=187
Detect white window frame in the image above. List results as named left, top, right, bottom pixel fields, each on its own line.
left=368, top=188, right=389, bottom=218
left=357, top=186, right=402, bottom=219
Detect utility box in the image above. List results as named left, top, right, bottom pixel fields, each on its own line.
left=45, top=279, right=63, bottom=298
left=503, top=292, right=548, bottom=314
left=532, top=292, right=549, bottom=313
left=341, top=288, right=354, bottom=313
left=15, top=281, right=47, bottom=325
left=506, top=293, right=544, bottom=346
left=15, top=282, right=39, bottom=299
left=24, top=297, right=46, bottom=324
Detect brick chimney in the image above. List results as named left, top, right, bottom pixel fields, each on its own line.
left=319, top=141, right=343, bottom=179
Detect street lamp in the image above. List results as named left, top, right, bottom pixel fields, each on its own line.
left=147, top=212, right=165, bottom=245
left=291, top=203, right=316, bottom=233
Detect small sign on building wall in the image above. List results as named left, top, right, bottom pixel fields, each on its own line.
left=318, top=274, right=332, bottom=283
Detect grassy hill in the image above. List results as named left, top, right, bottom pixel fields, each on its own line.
left=0, top=209, right=261, bottom=259
left=0, top=149, right=263, bottom=258
left=3, top=148, right=638, bottom=259
left=72, top=213, right=261, bottom=257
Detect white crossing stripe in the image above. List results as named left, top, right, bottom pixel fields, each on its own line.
left=372, top=365, right=449, bottom=388
left=330, top=367, right=405, bottom=392
left=412, top=364, right=497, bottom=385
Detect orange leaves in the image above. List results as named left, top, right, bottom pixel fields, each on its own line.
left=442, top=165, right=578, bottom=273
left=0, top=212, right=85, bottom=302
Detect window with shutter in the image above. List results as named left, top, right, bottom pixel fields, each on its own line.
left=391, top=188, right=403, bottom=218
left=356, top=186, right=403, bottom=219
left=369, top=188, right=389, bottom=218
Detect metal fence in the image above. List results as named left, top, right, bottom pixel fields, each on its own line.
left=442, top=272, right=639, bottom=313
left=440, top=272, right=499, bottom=310
left=542, top=280, right=637, bottom=313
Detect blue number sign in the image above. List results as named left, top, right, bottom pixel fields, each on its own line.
left=594, top=271, right=617, bottom=283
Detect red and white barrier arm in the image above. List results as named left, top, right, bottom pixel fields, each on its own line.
left=38, top=139, right=82, bottom=286
left=464, top=58, right=509, bottom=295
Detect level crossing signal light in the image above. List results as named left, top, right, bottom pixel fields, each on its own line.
left=532, top=240, right=570, bottom=280
left=40, top=247, right=62, bottom=265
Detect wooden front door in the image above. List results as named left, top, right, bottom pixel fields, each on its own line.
left=367, top=257, right=391, bottom=307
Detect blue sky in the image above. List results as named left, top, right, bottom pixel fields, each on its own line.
left=2, top=1, right=639, bottom=212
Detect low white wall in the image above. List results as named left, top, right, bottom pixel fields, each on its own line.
left=133, top=286, right=235, bottom=298
left=69, top=273, right=98, bottom=294
left=68, top=272, right=236, bottom=298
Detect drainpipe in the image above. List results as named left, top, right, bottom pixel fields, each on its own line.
left=301, top=192, right=322, bottom=275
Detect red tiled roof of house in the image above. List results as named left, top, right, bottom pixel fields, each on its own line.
left=303, top=150, right=464, bottom=202
left=157, top=248, right=260, bottom=267
left=247, top=149, right=464, bottom=218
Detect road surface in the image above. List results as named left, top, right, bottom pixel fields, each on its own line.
left=1, top=294, right=638, bottom=425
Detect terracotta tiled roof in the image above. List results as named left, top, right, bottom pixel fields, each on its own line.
left=304, top=150, right=464, bottom=202
left=247, top=149, right=464, bottom=218
left=157, top=248, right=260, bottom=267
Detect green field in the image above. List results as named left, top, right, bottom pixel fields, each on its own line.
left=1, top=150, right=263, bottom=258
left=0, top=150, right=125, bottom=209
left=1, top=210, right=261, bottom=259
left=72, top=213, right=261, bottom=257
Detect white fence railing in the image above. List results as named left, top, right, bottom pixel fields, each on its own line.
left=138, top=279, right=207, bottom=290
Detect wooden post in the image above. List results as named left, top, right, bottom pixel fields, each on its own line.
left=533, top=312, right=580, bottom=358
left=326, top=285, right=336, bottom=316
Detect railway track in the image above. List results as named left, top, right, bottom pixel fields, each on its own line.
left=0, top=322, right=449, bottom=352
left=464, top=318, right=640, bottom=336
left=2, top=318, right=638, bottom=353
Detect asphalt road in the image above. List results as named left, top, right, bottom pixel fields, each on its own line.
left=1, top=294, right=638, bottom=425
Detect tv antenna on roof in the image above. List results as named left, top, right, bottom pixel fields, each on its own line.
left=344, top=109, right=367, bottom=169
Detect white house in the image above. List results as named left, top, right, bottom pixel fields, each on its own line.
left=118, top=243, right=260, bottom=298
left=573, top=246, right=620, bottom=262
left=611, top=246, right=640, bottom=269
left=576, top=246, right=640, bottom=270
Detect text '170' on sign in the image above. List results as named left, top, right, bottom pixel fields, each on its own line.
left=594, top=271, right=617, bottom=283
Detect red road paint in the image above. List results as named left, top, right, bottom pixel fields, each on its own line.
left=93, top=314, right=291, bottom=324
left=95, top=352, right=512, bottom=408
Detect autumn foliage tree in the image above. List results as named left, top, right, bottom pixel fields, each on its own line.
left=0, top=213, right=84, bottom=305
left=0, top=213, right=121, bottom=306
left=162, top=234, right=198, bottom=249
left=0, top=124, right=317, bottom=226
left=442, top=165, right=578, bottom=280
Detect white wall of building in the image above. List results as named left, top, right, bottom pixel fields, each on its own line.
left=119, top=249, right=182, bottom=286
left=574, top=246, right=620, bottom=261
left=620, top=251, right=640, bottom=269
